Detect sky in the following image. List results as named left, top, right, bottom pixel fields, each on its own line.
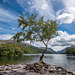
left=0, top=0, right=75, bottom=51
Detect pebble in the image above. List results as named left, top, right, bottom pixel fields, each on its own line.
left=0, top=63, right=74, bottom=75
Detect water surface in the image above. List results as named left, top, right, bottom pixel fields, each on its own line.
left=0, top=54, right=75, bottom=72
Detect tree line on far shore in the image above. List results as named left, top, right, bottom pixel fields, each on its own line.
left=0, top=43, right=52, bottom=57
left=65, top=46, right=75, bottom=55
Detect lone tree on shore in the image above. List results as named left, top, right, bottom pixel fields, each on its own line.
left=12, top=12, right=59, bottom=62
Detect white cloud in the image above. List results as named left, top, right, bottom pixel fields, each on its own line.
left=57, top=12, right=74, bottom=24
left=17, top=0, right=55, bottom=20
left=30, top=0, right=55, bottom=20
left=25, top=30, right=75, bottom=51
left=0, top=31, right=75, bottom=51
left=41, top=3, right=48, bottom=10
left=57, top=7, right=75, bottom=24
left=0, top=34, right=13, bottom=40
left=12, top=28, right=15, bottom=30
left=0, top=8, right=18, bottom=23
left=50, top=30, right=75, bottom=46
left=57, top=0, right=75, bottom=24
left=0, top=27, right=2, bottom=29
left=63, top=0, right=75, bottom=8
left=3, top=0, right=7, bottom=3
left=16, top=0, right=28, bottom=11
left=28, top=1, right=31, bottom=5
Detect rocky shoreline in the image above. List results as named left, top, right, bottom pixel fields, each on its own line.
left=0, top=62, right=75, bottom=75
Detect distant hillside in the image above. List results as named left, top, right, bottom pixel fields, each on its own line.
left=0, top=43, right=53, bottom=57
left=41, top=47, right=56, bottom=53
left=57, top=47, right=70, bottom=54
left=65, top=45, right=75, bottom=55
left=0, top=40, right=53, bottom=54
left=57, top=46, right=75, bottom=54
left=47, top=48, right=57, bottom=53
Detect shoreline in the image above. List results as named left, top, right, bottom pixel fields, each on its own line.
left=0, top=63, right=75, bottom=75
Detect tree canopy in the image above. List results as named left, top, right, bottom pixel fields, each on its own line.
left=13, top=13, right=58, bottom=45
left=12, top=12, right=59, bottom=61
left=66, top=46, right=75, bottom=55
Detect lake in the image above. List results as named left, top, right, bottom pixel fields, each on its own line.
left=0, top=54, right=75, bottom=72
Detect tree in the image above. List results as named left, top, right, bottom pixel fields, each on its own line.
left=12, top=12, right=59, bottom=62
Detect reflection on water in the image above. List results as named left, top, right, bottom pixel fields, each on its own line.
left=0, top=56, right=40, bottom=65
left=0, top=54, right=75, bottom=72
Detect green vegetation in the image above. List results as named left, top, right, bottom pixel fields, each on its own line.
left=65, top=47, right=75, bottom=55
left=0, top=43, right=51, bottom=57
left=0, top=43, right=23, bottom=57
left=12, top=12, right=59, bottom=62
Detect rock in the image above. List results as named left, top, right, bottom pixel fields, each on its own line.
left=49, top=68, right=56, bottom=73
left=25, top=62, right=51, bottom=74
left=5, top=67, right=12, bottom=70
left=0, top=63, right=75, bottom=75
left=1, top=65, right=5, bottom=68
left=0, top=66, right=2, bottom=68
left=73, top=72, right=75, bottom=75
left=3, top=66, right=12, bottom=70
left=68, top=71, right=73, bottom=74
left=0, top=68, right=4, bottom=71
left=0, top=72, right=4, bottom=75
left=12, top=69, right=19, bottom=72
left=56, top=70, right=61, bottom=74
left=11, top=65, right=20, bottom=69
left=61, top=71, right=67, bottom=75
left=5, top=64, right=9, bottom=66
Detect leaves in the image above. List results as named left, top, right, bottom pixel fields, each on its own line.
left=12, top=12, right=59, bottom=46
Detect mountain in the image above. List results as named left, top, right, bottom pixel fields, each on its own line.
left=47, top=48, right=57, bottom=53
left=57, top=47, right=70, bottom=53
left=71, top=45, right=75, bottom=48
left=0, top=40, right=53, bottom=54
left=40, top=47, right=56, bottom=53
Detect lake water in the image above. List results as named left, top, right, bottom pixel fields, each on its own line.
left=0, top=54, right=75, bottom=72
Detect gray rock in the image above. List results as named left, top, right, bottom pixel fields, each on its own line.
left=0, top=68, right=4, bottom=71
left=6, top=67, right=12, bottom=70
left=12, top=69, right=19, bottom=72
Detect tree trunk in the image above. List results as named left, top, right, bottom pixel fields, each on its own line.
left=39, top=45, right=47, bottom=62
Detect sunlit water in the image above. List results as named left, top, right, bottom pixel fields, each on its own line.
left=0, top=54, right=75, bottom=72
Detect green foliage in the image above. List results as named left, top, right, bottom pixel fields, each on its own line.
left=0, top=43, right=23, bottom=57
left=66, top=47, right=75, bottom=55
left=12, top=12, right=59, bottom=48
left=0, top=43, right=51, bottom=57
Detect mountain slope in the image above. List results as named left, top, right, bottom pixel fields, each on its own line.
left=0, top=40, right=53, bottom=54
left=40, top=47, right=56, bottom=53
left=57, top=47, right=70, bottom=53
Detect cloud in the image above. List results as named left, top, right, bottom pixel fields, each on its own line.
left=0, top=34, right=13, bottom=40
left=0, top=31, right=74, bottom=51
left=3, top=0, right=7, bottom=3
left=28, top=1, right=31, bottom=5
left=16, top=0, right=28, bottom=11
left=0, top=8, right=18, bottom=23
left=17, top=0, right=55, bottom=20
left=57, top=0, right=75, bottom=24
left=63, top=0, right=75, bottom=8
left=41, top=3, right=48, bottom=10
left=12, top=28, right=15, bottom=30
left=49, top=30, right=75, bottom=46
left=24, top=30, right=75, bottom=51
left=31, top=0, right=55, bottom=20
left=57, top=7, right=75, bottom=24
left=0, top=27, right=2, bottom=29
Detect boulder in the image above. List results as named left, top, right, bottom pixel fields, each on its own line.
left=0, top=68, right=4, bottom=71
